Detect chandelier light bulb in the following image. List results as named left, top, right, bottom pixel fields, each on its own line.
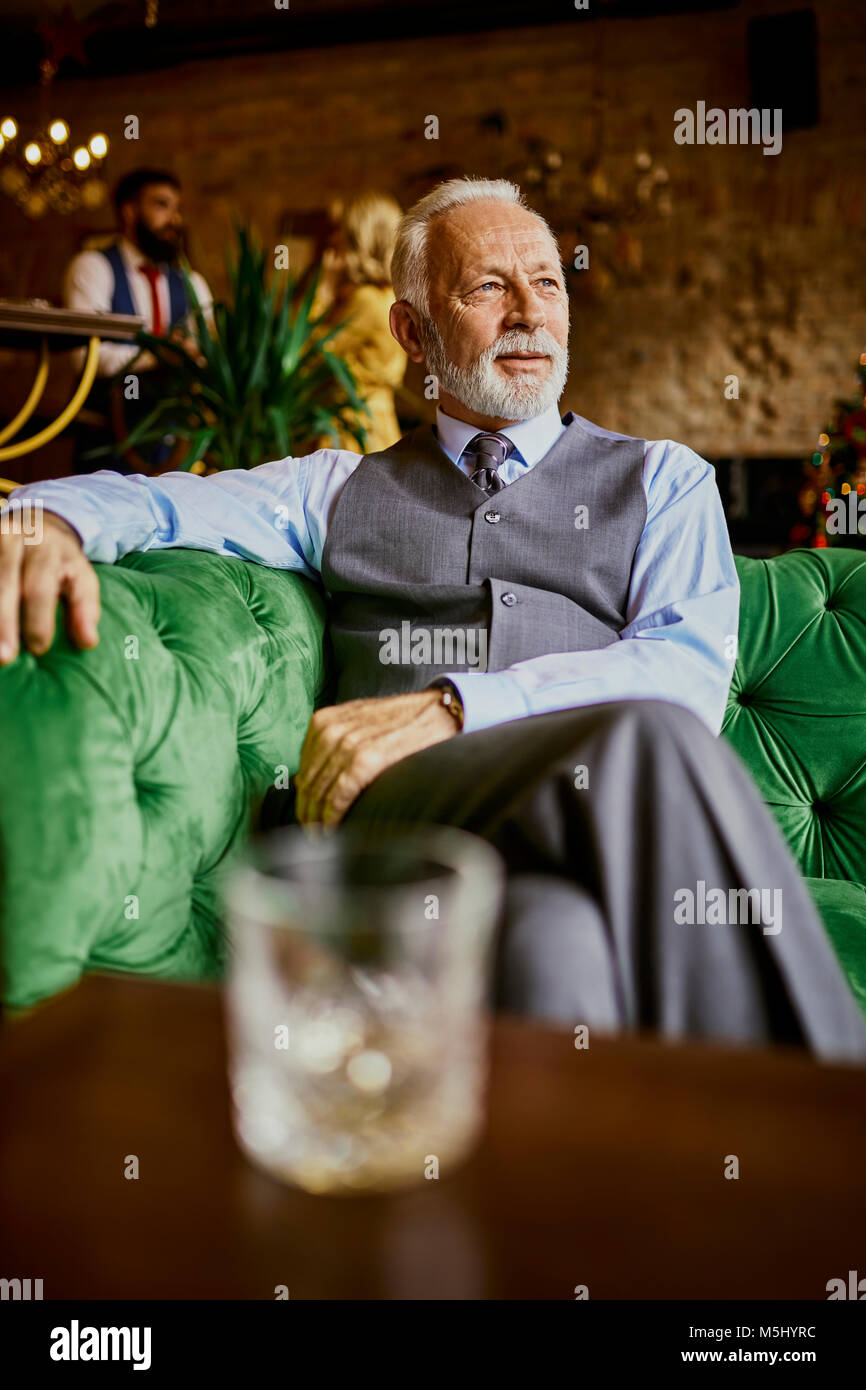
left=2, top=113, right=110, bottom=215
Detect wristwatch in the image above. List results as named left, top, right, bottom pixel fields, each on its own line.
left=433, top=680, right=465, bottom=731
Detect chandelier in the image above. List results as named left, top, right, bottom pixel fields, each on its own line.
left=0, top=1, right=117, bottom=219
left=0, top=116, right=109, bottom=218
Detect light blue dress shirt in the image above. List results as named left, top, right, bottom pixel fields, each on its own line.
left=8, top=404, right=739, bottom=735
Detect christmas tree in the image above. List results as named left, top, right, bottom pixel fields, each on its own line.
left=792, top=350, right=866, bottom=549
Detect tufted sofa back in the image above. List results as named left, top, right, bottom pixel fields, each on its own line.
left=724, top=550, right=866, bottom=883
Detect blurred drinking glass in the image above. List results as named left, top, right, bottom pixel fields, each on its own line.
left=224, top=824, right=504, bottom=1195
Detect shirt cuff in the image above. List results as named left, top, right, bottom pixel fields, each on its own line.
left=438, top=669, right=531, bottom=734
left=6, top=484, right=103, bottom=559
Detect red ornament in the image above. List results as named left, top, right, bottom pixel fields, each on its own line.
left=37, top=5, right=94, bottom=73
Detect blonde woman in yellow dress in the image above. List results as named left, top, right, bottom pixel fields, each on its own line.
left=312, top=193, right=407, bottom=454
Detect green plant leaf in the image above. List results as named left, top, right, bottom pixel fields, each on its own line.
left=176, top=426, right=217, bottom=471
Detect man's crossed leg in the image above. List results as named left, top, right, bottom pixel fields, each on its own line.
left=346, top=700, right=866, bottom=1061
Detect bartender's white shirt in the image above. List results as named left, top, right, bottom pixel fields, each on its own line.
left=63, top=236, right=212, bottom=376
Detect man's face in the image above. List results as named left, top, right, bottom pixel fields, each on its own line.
left=124, top=183, right=184, bottom=263
left=419, top=199, right=570, bottom=423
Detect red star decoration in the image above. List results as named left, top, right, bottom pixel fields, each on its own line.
left=37, top=5, right=95, bottom=72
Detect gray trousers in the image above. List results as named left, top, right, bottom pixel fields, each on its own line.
left=346, top=700, right=866, bottom=1061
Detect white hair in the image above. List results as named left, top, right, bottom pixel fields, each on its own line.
left=391, top=176, right=560, bottom=316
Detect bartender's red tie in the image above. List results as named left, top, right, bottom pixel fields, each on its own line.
left=138, top=264, right=163, bottom=336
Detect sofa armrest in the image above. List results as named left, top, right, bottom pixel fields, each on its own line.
left=0, top=548, right=328, bottom=1008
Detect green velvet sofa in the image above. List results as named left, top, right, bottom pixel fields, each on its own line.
left=1, top=546, right=864, bottom=1017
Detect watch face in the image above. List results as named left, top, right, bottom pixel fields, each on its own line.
left=434, top=681, right=463, bottom=726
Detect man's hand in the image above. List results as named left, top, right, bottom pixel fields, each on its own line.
left=294, top=690, right=459, bottom=827
left=0, top=511, right=100, bottom=665
left=165, top=330, right=206, bottom=367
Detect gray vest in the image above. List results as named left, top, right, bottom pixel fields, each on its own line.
left=320, top=412, right=647, bottom=701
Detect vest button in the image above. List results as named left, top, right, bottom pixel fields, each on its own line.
left=484, top=510, right=501, bottom=524
left=501, top=591, right=518, bottom=606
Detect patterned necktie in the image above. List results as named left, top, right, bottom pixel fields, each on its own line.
left=138, top=264, right=164, bottom=336
left=465, top=431, right=514, bottom=494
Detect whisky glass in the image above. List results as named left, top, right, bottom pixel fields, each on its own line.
left=224, top=824, right=504, bottom=1195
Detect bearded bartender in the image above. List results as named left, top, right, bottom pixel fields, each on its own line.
left=63, top=167, right=212, bottom=473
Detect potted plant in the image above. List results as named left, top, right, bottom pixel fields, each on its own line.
left=113, top=226, right=370, bottom=472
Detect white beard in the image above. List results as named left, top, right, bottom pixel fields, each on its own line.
left=420, top=320, right=569, bottom=420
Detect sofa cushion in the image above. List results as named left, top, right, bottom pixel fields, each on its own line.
left=0, top=550, right=327, bottom=1008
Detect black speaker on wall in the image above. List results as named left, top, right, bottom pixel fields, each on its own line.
left=748, top=9, right=820, bottom=131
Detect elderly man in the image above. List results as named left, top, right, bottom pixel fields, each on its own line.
left=2, top=177, right=864, bottom=1058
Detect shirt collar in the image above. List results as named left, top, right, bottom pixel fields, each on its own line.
left=434, top=403, right=565, bottom=469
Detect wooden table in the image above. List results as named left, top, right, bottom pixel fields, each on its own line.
left=1, top=974, right=864, bottom=1300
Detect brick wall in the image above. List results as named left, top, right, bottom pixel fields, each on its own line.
left=1, top=0, right=864, bottom=463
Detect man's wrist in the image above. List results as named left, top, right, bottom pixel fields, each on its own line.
left=42, top=511, right=83, bottom=546
left=430, top=679, right=464, bottom=731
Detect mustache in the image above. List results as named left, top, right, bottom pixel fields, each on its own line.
left=479, top=327, right=565, bottom=363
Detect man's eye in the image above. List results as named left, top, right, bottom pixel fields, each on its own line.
left=477, top=282, right=501, bottom=292
left=537, top=278, right=558, bottom=288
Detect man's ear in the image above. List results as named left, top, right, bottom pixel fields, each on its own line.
left=390, top=301, right=426, bottom=365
